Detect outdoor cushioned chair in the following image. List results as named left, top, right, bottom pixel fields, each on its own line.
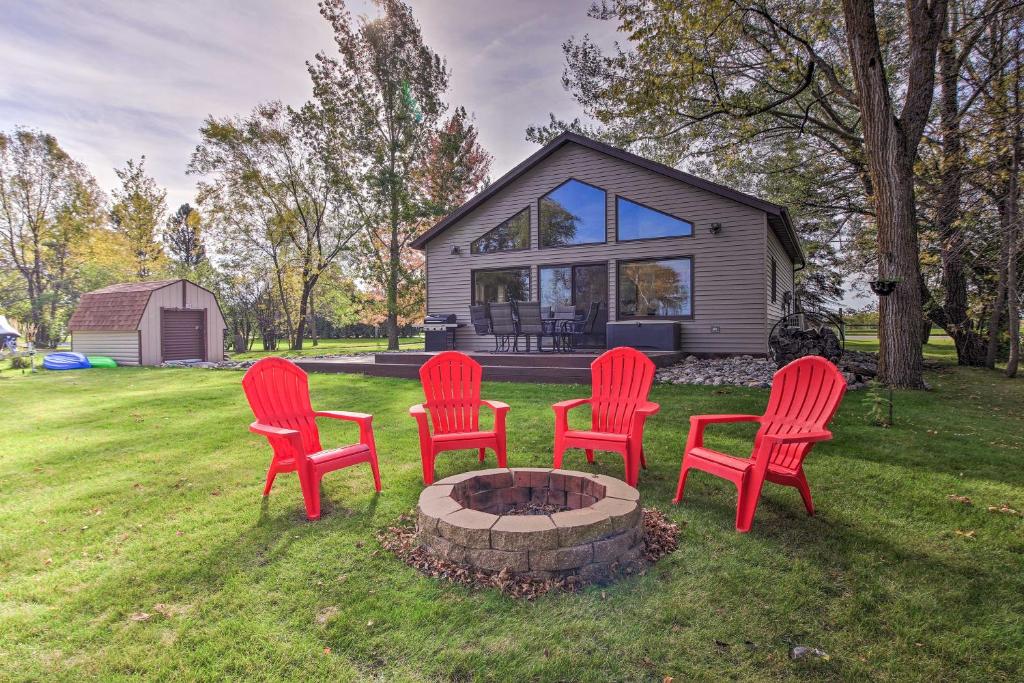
left=242, top=357, right=382, bottom=520
left=513, top=300, right=556, bottom=352
left=410, top=351, right=510, bottom=485
left=488, top=302, right=519, bottom=352
left=469, top=304, right=491, bottom=336
left=552, top=346, right=660, bottom=486
left=674, top=355, right=847, bottom=533
left=556, top=302, right=600, bottom=351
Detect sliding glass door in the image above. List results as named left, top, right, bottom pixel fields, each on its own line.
left=539, top=263, right=608, bottom=347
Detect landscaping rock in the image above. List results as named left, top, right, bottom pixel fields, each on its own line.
left=655, top=350, right=876, bottom=390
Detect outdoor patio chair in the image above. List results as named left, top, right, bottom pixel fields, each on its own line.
left=560, top=302, right=601, bottom=351
left=489, top=302, right=519, bottom=352
left=469, top=304, right=491, bottom=336
left=242, top=357, right=382, bottom=520
left=410, top=351, right=510, bottom=485
left=513, top=300, right=556, bottom=352
left=674, top=355, right=847, bottom=533
left=552, top=346, right=660, bottom=486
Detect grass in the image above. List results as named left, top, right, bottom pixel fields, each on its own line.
left=0, top=341, right=1021, bottom=680
left=231, top=337, right=424, bottom=360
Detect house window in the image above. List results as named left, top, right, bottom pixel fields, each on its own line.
left=539, top=263, right=608, bottom=314
left=539, top=179, right=606, bottom=248
left=771, top=256, right=778, bottom=303
left=471, top=208, right=530, bottom=254
left=617, top=257, right=693, bottom=319
left=616, top=197, right=693, bottom=241
left=472, top=267, right=531, bottom=304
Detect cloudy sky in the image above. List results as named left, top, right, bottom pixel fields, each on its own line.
left=0, top=0, right=617, bottom=209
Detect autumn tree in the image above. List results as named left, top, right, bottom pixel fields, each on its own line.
left=190, top=100, right=360, bottom=349
left=164, top=203, right=206, bottom=271
left=538, top=0, right=972, bottom=386
left=310, top=0, right=452, bottom=350
left=0, top=129, right=104, bottom=345
left=110, top=156, right=167, bottom=279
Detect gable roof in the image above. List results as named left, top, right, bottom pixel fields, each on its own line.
left=69, top=279, right=178, bottom=331
left=410, top=131, right=804, bottom=264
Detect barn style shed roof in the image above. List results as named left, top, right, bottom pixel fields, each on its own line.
left=410, top=131, right=804, bottom=264
left=69, top=279, right=181, bottom=331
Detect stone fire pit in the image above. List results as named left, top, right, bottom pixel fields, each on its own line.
left=416, top=468, right=643, bottom=583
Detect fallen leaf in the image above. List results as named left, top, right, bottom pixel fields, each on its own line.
left=663, top=677, right=674, bottom=683
left=789, top=645, right=830, bottom=661
left=947, top=494, right=973, bottom=506
left=366, top=619, right=374, bottom=627
left=323, top=647, right=331, bottom=655
left=987, top=503, right=1021, bottom=516
left=315, top=607, right=339, bottom=625
left=129, top=612, right=151, bottom=622
left=954, top=529, right=977, bottom=539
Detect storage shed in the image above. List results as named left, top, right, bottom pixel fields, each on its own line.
left=68, top=279, right=226, bottom=365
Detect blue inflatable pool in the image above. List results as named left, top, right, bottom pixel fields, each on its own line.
left=43, top=352, right=91, bottom=370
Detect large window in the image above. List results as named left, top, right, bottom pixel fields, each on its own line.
left=617, top=257, right=693, bottom=319
left=472, top=268, right=531, bottom=304
left=539, top=179, right=606, bottom=248
left=471, top=208, right=530, bottom=254
left=539, top=263, right=608, bottom=314
left=616, top=197, right=693, bottom=241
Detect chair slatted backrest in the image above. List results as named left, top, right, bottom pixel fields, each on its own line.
left=589, top=347, right=656, bottom=434
left=515, top=301, right=544, bottom=334
left=242, top=357, right=321, bottom=454
left=756, top=355, right=847, bottom=470
left=419, top=351, right=483, bottom=435
left=469, top=305, right=491, bottom=335
left=489, top=303, right=516, bottom=335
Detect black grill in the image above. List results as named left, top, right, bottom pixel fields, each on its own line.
left=423, top=314, right=460, bottom=351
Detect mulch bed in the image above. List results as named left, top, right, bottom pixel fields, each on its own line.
left=376, top=507, right=681, bottom=600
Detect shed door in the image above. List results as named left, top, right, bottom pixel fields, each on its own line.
left=161, top=309, right=205, bottom=361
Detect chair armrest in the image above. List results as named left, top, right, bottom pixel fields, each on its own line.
left=249, top=422, right=299, bottom=438
left=552, top=398, right=590, bottom=414
left=249, top=422, right=303, bottom=457
left=685, top=415, right=761, bottom=452
left=315, top=410, right=375, bottom=445
left=689, top=414, right=762, bottom=426
left=763, top=430, right=833, bottom=445
left=314, top=410, right=372, bottom=425
left=553, top=398, right=589, bottom=433
left=636, top=401, right=660, bottom=416
left=481, top=399, right=510, bottom=414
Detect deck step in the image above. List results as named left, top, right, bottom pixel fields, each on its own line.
left=376, top=352, right=598, bottom=368
left=374, top=351, right=684, bottom=369
left=295, top=359, right=592, bottom=383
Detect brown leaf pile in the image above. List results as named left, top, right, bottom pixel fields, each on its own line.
left=376, top=508, right=682, bottom=600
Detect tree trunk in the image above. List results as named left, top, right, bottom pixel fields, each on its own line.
left=1006, top=131, right=1021, bottom=377
left=934, top=18, right=988, bottom=366
left=386, top=208, right=401, bottom=352
left=842, top=0, right=945, bottom=388
left=986, top=205, right=1010, bottom=367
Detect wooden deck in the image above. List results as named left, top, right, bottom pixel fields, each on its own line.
left=293, top=350, right=686, bottom=383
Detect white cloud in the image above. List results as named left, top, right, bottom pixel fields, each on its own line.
left=0, top=0, right=613, bottom=211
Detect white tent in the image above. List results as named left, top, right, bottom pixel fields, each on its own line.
left=0, top=316, right=19, bottom=338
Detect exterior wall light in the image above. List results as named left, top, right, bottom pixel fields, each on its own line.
left=709, top=223, right=722, bottom=235
left=450, top=245, right=461, bottom=255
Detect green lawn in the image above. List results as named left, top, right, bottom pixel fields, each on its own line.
left=231, top=336, right=424, bottom=360
left=0, top=344, right=1021, bottom=680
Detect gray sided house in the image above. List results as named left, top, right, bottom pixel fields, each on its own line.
left=412, top=132, right=803, bottom=356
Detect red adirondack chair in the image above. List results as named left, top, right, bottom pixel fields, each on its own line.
left=242, top=357, right=381, bottom=520
left=552, top=347, right=660, bottom=487
left=410, top=351, right=509, bottom=485
left=674, top=355, right=847, bottom=532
